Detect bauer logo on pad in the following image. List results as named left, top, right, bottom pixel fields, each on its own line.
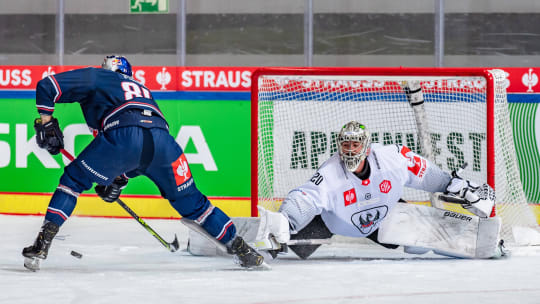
left=343, top=188, right=357, bottom=206
left=172, top=153, right=192, bottom=186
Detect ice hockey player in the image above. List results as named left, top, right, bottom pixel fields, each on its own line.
left=22, top=55, right=263, bottom=270
left=255, top=121, right=507, bottom=260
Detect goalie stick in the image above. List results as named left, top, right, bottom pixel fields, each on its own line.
left=59, top=149, right=180, bottom=253
left=402, top=81, right=443, bottom=209
left=251, top=237, right=332, bottom=250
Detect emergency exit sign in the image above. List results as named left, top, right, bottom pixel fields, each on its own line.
left=130, top=0, right=169, bottom=13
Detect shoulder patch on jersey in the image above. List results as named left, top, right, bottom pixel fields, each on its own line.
left=400, top=146, right=427, bottom=177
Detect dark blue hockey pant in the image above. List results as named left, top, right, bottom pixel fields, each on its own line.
left=45, top=126, right=236, bottom=245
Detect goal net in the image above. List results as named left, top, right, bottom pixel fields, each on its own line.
left=251, top=67, right=539, bottom=245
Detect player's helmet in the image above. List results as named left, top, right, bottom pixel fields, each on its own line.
left=338, top=121, right=371, bottom=172
left=101, top=55, right=132, bottom=77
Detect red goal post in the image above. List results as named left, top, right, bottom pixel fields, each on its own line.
left=250, top=67, right=537, bottom=244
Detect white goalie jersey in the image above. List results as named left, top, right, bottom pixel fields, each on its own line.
left=280, top=143, right=452, bottom=238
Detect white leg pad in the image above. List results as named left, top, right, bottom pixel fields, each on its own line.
left=187, top=217, right=261, bottom=256
left=404, top=246, right=431, bottom=255
left=378, top=203, right=501, bottom=259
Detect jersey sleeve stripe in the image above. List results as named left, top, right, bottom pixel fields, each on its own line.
left=47, top=75, right=62, bottom=102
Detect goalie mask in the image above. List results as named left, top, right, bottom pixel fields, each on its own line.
left=338, top=121, right=371, bottom=172
left=101, top=55, right=132, bottom=77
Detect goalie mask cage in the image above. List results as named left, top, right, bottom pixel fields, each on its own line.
left=251, top=67, right=539, bottom=245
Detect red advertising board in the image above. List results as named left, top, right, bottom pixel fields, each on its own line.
left=0, top=66, right=538, bottom=93
left=0, top=66, right=257, bottom=92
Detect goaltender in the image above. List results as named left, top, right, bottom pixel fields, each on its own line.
left=255, top=120, right=507, bottom=260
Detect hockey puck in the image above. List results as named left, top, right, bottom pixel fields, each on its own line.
left=70, top=250, right=83, bottom=259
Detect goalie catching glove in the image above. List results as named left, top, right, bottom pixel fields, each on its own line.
left=34, top=117, right=64, bottom=155
left=441, top=169, right=495, bottom=218
left=95, top=176, right=128, bottom=203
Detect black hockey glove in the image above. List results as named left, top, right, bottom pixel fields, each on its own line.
left=95, top=176, right=128, bottom=203
left=34, top=117, right=64, bottom=155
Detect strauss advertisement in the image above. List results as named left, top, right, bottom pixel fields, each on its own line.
left=1, top=66, right=540, bottom=92
left=0, top=66, right=255, bottom=91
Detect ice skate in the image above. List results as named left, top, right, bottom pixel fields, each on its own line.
left=227, top=236, right=267, bottom=269
left=22, top=222, right=59, bottom=271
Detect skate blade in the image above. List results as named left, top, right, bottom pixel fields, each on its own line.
left=23, top=257, right=40, bottom=272
left=245, top=261, right=272, bottom=271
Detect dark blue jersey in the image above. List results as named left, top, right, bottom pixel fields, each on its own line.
left=36, top=67, right=166, bottom=133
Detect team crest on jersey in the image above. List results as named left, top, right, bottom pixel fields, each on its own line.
left=379, top=180, right=392, bottom=193
left=343, top=188, right=357, bottom=206
left=361, top=179, right=370, bottom=186
left=172, top=153, right=192, bottom=186
left=351, top=206, right=388, bottom=235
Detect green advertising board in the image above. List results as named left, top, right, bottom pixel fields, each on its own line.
left=509, top=103, right=540, bottom=203
left=0, top=98, right=251, bottom=197
left=1, top=96, right=539, bottom=205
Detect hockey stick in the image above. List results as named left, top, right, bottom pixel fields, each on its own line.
left=437, top=193, right=468, bottom=205
left=402, top=81, right=443, bottom=209
left=115, top=198, right=179, bottom=252
left=251, top=238, right=332, bottom=251
left=59, top=149, right=180, bottom=252
left=436, top=163, right=470, bottom=206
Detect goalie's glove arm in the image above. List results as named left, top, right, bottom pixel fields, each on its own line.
left=445, top=173, right=481, bottom=204
left=279, top=189, right=322, bottom=234
left=442, top=168, right=495, bottom=218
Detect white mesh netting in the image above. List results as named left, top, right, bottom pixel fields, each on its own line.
left=254, top=69, right=539, bottom=245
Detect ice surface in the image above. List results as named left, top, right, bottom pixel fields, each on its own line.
left=2, top=214, right=540, bottom=304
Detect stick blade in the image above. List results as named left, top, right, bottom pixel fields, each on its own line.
left=438, top=193, right=468, bottom=205
left=249, top=261, right=272, bottom=271
left=169, top=234, right=180, bottom=252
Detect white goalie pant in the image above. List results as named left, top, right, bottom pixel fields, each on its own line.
left=378, top=203, right=502, bottom=259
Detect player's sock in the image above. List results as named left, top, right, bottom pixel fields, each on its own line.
left=22, top=221, right=59, bottom=260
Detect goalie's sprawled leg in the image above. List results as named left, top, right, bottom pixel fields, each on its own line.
left=156, top=171, right=262, bottom=267
left=377, top=203, right=506, bottom=259
left=169, top=191, right=264, bottom=268
left=288, top=215, right=333, bottom=259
